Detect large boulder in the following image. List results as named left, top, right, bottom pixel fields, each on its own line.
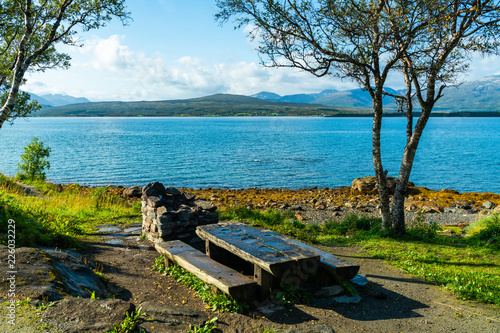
left=351, top=176, right=414, bottom=195
left=122, top=186, right=142, bottom=198
left=141, top=182, right=167, bottom=199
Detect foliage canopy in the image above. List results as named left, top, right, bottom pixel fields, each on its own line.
left=0, top=0, right=129, bottom=129
left=17, top=137, right=51, bottom=181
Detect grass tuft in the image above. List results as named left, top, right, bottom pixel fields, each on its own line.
left=152, top=256, right=246, bottom=313
left=187, top=316, right=218, bottom=333
left=107, top=307, right=144, bottom=333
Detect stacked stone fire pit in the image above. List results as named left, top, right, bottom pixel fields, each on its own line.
left=141, top=182, right=219, bottom=242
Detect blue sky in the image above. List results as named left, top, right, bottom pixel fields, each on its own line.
left=24, top=0, right=500, bottom=102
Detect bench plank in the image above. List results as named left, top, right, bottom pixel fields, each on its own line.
left=266, top=231, right=360, bottom=281
left=155, top=240, right=257, bottom=303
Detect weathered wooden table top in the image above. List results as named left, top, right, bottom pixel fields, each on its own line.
left=196, top=222, right=320, bottom=276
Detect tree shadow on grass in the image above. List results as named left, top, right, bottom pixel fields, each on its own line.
left=365, top=274, right=436, bottom=286
left=410, top=259, right=498, bottom=268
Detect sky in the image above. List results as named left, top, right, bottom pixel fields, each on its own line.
left=23, top=0, right=500, bottom=102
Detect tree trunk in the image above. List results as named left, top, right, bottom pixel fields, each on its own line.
left=372, top=93, right=391, bottom=229
left=392, top=149, right=414, bottom=234
left=0, top=62, right=28, bottom=130
left=392, top=106, right=432, bottom=233
left=392, top=66, right=414, bottom=234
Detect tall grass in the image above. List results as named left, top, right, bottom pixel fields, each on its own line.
left=0, top=174, right=141, bottom=249
left=466, top=213, right=500, bottom=250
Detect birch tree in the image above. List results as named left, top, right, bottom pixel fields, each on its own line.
left=216, top=0, right=500, bottom=233
left=0, top=0, right=129, bottom=130
left=388, top=0, right=500, bottom=233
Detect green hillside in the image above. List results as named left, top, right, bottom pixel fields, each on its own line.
left=35, top=94, right=371, bottom=117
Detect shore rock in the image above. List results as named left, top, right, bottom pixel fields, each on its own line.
left=0, top=246, right=106, bottom=301
left=41, top=298, right=134, bottom=333
left=351, top=176, right=411, bottom=195
left=122, top=186, right=142, bottom=198
left=483, top=201, right=496, bottom=209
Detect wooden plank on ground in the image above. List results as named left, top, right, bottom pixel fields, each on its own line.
left=155, top=240, right=257, bottom=303
left=196, top=222, right=320, bottom=277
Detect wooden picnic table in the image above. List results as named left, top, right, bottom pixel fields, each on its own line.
left=196, top=222, right=321, bottom=298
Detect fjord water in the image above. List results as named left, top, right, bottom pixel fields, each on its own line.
left=0, top=117, right=498, bottom=193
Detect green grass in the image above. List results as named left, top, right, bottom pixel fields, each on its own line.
left=363, top=239, right=500, bottom=304
left=187, top=316, right=218, bottom=333
left=466, top=214, right=500, bottom=250
left=221, top=205, right=500, bottom=306
left=0, top=174, right=141, bottom=249
left=152, top=256, right=246, bottom=313
left=107, top=307, right=144, bottom=333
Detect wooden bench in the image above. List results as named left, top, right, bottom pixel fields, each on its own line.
left=196, top=222, right=321, bottom=299
left=154, top=240, right=258, bottom=303
left=267, top=231, right=360, bottom=283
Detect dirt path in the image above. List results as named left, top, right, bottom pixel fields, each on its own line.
left=73, top=224, right=500, bottom=333
left=78, top=225, right=217, bottom=332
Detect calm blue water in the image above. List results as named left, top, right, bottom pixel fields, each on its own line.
left=0, top=117, right=498, bottom=193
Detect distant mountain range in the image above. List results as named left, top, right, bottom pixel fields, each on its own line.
left=252, top=88, right=399, bottom=108
left=29, top=93, right=90, bottom=107
left=432, top=75, right=500, bottom=112
left=252, top=89, right=339, bottom=104
left=251, top=75, right=500, bottom=112
left=27, top=75, right=500, bottom=116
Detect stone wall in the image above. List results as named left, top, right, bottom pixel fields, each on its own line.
left=141, top=182, right=219, bottom=242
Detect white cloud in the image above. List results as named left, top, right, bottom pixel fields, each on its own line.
left=24, top=35, right=360, bottom=101
left=461, top=53, right=500, bottom=81
left=85, top=35, right=136, bottom=71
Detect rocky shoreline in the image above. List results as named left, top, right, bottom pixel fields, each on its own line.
left=170, top=184, right=500, bottom=227
left=17, top=176, right=500, bottom=231
left=57, top=178, right=500, bottom=227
